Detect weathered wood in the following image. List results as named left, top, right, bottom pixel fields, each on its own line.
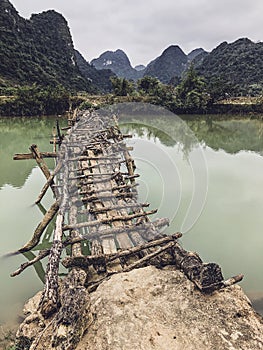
left=79, top=202, right=150, bottom=215
left=35, top=161, right=63, bottom=204
left=62, top=233, right=182, bottom=268
left=49, top=269, right=91, bottom=350
left=39, top=213, right=64, bottom=318
left=56, top=119, right=63, bottom=144
left=123, top=242, right=176, bottom=272
left=63, top=209, right=158, bottom=231
left=223, top=274, right=244, bottom=287
left=65, top=219, right=171, bottom=244
left=91, top=240, right=106, bottom=273
left=30, top=144, right=59, bottom=198
left=38, top=142, right=69, bottom=318
left=81, top=191, right=135, bottom=203
left=69, top=158, right=83, bottom=258
left=11, top=250, right=50, bottom=277
left=68, top=155, right=121, bottom=162
left=17, top=200, right=59, bottom=253
left=52, top=126, right=57, bottom=152
left=13, top=151, right=57, bottom=160
left=78, top=183, right=138, bottom=196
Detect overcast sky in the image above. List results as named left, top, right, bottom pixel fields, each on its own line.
left=10, top=0, right=263, bottom=67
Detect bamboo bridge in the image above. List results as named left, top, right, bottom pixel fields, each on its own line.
left=12, top=109, right=243, bottom=349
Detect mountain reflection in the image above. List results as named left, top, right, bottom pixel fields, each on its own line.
left=120, top=115, right=263, bottom=156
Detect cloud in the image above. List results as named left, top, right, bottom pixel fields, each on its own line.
left=10, top=0, right=263, bottom=66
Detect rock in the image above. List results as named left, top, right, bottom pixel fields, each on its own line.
left=16, top=266, right=263, bottom=350
left=77, top=266, right=263, bottom=350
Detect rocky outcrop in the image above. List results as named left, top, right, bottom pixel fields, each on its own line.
left=0, top=0, right=93, bottom=91
left=16, top=266, right=263, bottom=350
left=91, top=49, right=143, bottom=80
left=143, top=45, right=188, bottom=84
left=74, top=50, right=115, bottom=92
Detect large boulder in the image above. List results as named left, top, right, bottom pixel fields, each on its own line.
left=77, top=266, right=263, bottom=350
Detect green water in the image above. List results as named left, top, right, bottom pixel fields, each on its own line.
left=0, top=116, right=66, bottom=322
left=0, top=114, right=263, bottom=322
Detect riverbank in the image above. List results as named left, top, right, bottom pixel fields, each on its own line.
left=1, top=92, right=263, bottom=118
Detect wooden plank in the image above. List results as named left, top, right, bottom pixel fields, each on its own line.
left=116, top=233, right=133, bottom=249
left=101, top=236, right=118, bottom=254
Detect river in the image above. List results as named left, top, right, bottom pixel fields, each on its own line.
left=0, top=111, right=263, bottom=323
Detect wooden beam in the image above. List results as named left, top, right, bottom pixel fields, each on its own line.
left=65, top=219, right=169, bottom=242
left=79, top=202, right=150, bottom=215
left=13, top=151, right=57, bottom=160
left=62, top=233, right=182, bottom=268
left=11, top=250, right=50, bottom=277
left=63, top=209, right=157, bottom=231
left=123, top=242, right=176, bottom=272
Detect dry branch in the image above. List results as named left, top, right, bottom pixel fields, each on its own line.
left=11, top=250, right=50, bottom=277
left=30, top=144, right=59, bottom=198
left=35, top=161, right=63, bottom=204
left=18, top=200, right=59, bottom=253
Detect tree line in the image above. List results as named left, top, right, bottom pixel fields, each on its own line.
left=110, top=66, right=218, bottom=113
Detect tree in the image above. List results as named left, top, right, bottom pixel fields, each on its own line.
left=110, top=77, right=134, bottom=96
left=176, top=65, right=210, bottom=111
left=137, top=76, right=160, bottom=95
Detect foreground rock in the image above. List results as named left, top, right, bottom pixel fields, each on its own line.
left=16, top=266, right=263, bottom=350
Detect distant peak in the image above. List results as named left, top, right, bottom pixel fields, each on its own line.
left=134, top=64, right=146, bottom=71
left=115, top=49, right=126, bottom=55
left=187, top=48, right=206, bottom=61
left=234, top=37, right=253, bottom=44
left=163, top=45, right=186, bottom=55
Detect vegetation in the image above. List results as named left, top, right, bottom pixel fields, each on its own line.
left=110, top=77, right=135, bottom=96
left=0, top=84, right=83, bottom=116
left=108, top=68, right=210, bottom=113
left=196, top=38, right=263, bottom=96
left=175, top=65, right=210, bottom=112
left=0, top=0, right=92, bottom=92
left=75, top=50, right=115, bottom=93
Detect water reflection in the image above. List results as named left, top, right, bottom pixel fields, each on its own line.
left=120, top=115, right=263, bottom=156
